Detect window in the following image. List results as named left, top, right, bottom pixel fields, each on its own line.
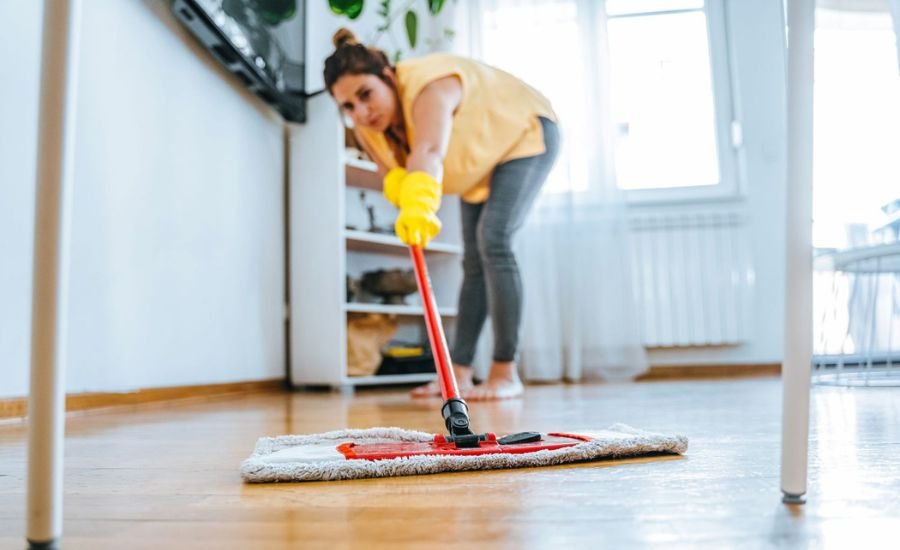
left=812, top=7, right=900, bottom=250
left=472, top=0, right=737, bottom=202
left=811, top=6, right=900, bottom=358
left=606, top=0, right=738, bottom=199
left=476, top=2, right=588, bottom=195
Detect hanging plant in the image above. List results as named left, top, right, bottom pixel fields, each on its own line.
left=376, top=0, right=391, bottom=32
left=329, top=0, right=454, bottom=60
left=252, top=0, right=297, bottom=25
left=328, top=0, right=365, bottom=20
left=426, top=0, right=444, bottom=16
left=404, top=9, right=418, bottom=50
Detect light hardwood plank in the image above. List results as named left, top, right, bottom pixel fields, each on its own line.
left=2, top=378, right=899, bottom=549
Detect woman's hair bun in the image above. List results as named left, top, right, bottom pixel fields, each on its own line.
left=332, top=28, right=359, bottom=49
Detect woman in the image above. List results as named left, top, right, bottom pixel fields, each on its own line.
left=324, top=29, right=559, bottom=400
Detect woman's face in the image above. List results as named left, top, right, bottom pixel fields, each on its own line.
left=331, top=71, right=397, bottom=133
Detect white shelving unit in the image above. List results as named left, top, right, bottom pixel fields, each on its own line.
left=345, top=229, right=462, bottom=255
left=288, top=94, right=462, bottom=388
left=344, top=302, right=458, bottom=316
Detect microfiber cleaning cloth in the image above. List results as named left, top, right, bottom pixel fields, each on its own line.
left=240, top=424, right=688, bottom=482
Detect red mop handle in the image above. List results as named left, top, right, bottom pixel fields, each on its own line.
left=409, top=245, right=459, bottom=401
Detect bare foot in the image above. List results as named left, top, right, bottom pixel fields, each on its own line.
left=461, top=361, right=524, bottom=401
left=410, top=365, right=474, bottom=398
left=462, top=378, right=524, bottom=401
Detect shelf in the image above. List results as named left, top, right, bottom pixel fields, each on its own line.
left=345, top=157, right=381, bottom=191
left=345, top=229, right=463, bottom=255
left=345, top=303, right=458, bottom=317
left=289, top=94, right=462, bottom=389
left=345, top=372, right=436, bottom=386
left=346, top=156, right=378, bottom=172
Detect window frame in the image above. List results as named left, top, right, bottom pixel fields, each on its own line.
left=607, top=0, right=742, bottom=204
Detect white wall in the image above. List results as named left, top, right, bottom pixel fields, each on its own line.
left=0, top=0, right=43, bottom=400
left=643, top=0, right=789, bottom=366
left=305, top=0, right=457, bottom=93
left=0, top=0, right=286, bottom=399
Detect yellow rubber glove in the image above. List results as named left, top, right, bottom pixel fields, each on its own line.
left=382, top=167, right=407, bottom=207
left=395, top=171, right=442, bottom=247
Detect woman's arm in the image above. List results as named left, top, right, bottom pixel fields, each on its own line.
left=406, top=76, right=462, bottom=181
left=388, top=76, right=460, bottom=246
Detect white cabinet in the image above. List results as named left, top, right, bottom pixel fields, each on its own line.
left=288, top=93, right=462, bottom=388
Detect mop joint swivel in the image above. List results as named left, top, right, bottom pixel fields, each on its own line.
left=441, top=397, right=489, bottom=448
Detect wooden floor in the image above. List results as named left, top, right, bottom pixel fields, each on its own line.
left=2, top=377, right=899, bottom=549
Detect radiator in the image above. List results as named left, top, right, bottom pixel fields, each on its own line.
left=628, top=211, right=753, bottom=347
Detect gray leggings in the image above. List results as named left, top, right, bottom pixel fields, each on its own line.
left=451, top=117, right=560, bottom=366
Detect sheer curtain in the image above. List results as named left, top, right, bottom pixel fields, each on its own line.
left=465, top=0, right=648, bottom=381
left=817, top=1, right=900, bottom=71
left=891, top=0, right=900, bottom=71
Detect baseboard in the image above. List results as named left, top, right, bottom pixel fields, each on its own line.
left=0, top=379, right=285, bottom=420
left=637, top=363, right=781, bottom=381
left=1, top=366, right=781, bottom=420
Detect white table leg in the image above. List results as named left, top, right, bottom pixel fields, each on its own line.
left=781, top=0, right=815, bottom=504
left=27, top=1, right=82, bottom=547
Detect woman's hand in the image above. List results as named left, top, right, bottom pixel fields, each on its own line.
left=395, top=171, right=442, bottom=246
left=382, top=167, right=407, bottom=207
left=395, top=206, right=442, bottom=247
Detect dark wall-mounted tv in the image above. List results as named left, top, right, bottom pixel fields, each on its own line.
left=172, top=0, right=309, bottom=123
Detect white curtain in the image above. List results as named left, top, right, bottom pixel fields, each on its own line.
left=890, top=0, right=900, bottom=72
left=466, top=0, right=648, bottom=382
left=817, top=0, right=900, bottom=71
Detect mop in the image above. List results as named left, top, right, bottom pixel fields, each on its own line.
left=241, top=245, right=687, bottom=482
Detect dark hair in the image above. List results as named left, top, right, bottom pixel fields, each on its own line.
left=323, top=28, right=393, bottom=92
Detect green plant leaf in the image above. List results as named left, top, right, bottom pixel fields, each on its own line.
left=328, top=0, right=364, bottom=20
left=426, top=0, right=445, bottom=16
left=405, top=10, right=418, bottom=49
left=254, top=0, right=297, bottom=25
left=376, top=0, right=389, bottom=32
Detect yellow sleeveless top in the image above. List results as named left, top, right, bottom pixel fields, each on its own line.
left=355, top=53, right=557, bottom=203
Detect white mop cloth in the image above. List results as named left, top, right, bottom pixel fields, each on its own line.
left=240, top=424, right=688, bottom=482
